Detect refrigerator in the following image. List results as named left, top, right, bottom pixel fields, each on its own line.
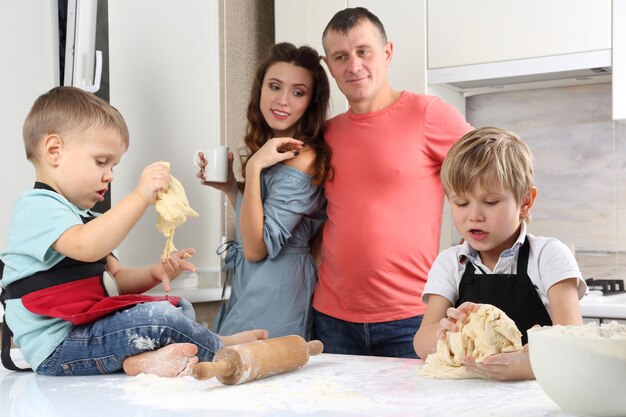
left=0, top=0, right=225, bottom=309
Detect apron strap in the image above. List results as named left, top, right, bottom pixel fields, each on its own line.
left=1, top=261, right=32, bottom=372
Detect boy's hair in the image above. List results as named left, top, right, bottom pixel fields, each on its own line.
left=23, top=86, right=129, bottom=161
left=441, top=127, right=534, bottom=204
left=322, top=7, right=387, bottom=52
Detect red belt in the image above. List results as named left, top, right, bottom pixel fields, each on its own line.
left=21, top=275, right=179, bottom=325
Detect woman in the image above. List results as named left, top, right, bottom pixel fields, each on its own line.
left=196, top=43, right=331, bottom=339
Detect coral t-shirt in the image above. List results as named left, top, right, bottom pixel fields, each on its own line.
left=313, top=91, right=473, bottom=323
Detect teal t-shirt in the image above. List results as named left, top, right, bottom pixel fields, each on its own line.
left=0, top=189, right=100, bottom=369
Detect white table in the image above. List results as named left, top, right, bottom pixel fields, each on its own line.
left=0, top=351, right=571, bottom=417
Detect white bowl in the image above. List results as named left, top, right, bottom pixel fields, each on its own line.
left=528, top=323, right=626, bottom=417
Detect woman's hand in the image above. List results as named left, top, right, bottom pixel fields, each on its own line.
left=437, top=301, right=480, bottom=339
left=246, top=137, right=304, bottom=173
left=463, top=345, right=535, bottom=381
left=151, top=248, right=197, bottom=292
left=196, top=151, right=238, bottom=194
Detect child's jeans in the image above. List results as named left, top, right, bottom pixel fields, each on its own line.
left=36, top=299, right=223, bottom=376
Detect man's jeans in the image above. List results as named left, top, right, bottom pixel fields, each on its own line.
left=312, top=309, right=423, bottom=359
left=37, top=299, right=223, bottom=376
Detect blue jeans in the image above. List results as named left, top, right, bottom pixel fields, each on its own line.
left=36, top=299, right=223, bottom=376
left=312, top=310, right=422, bottom=359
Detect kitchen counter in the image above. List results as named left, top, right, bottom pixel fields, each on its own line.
left=579, top=292, right=626, bottom=321
left=0, top=350, right=576, bottom=417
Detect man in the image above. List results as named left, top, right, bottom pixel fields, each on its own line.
left=312, top=7, right=473, bottom=358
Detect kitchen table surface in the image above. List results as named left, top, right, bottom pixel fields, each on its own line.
left=580, top=292, right=626, bottom=320
left=1, top=350, right=575, bottom=417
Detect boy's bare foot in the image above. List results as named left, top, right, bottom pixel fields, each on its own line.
left=123, top=343, right=199, bottom=377
left=221, top=329, right=269, bottom=346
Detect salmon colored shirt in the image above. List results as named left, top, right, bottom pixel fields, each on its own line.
left=313, top=91, right=473, bottom=323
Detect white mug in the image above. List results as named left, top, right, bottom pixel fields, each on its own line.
left=194, top=146, right=229, bottom=183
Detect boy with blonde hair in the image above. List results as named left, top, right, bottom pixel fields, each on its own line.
left=0, top=86, right=266, bottom=377
left=413, top=127, right=586, bottom=380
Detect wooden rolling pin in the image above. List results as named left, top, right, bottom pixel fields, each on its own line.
left=192, top=335, right=323, bottom=385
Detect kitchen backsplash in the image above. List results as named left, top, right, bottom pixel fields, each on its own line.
left=461, top=83, right=626, bottom=281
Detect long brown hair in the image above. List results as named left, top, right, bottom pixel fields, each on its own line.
left=239, top=42, right=332, bottom=190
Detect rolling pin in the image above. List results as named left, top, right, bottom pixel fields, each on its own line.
left=192, top=335, right=323, bottom=385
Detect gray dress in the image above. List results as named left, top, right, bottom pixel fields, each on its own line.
left=212, top=163, right=326, bottom=339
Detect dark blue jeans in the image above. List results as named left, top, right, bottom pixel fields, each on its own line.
left=36, top=299, right=223, bottom=376
left=312, top=309, right=423, bottom=359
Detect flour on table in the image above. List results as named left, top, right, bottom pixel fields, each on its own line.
left=419, top=304, right=522, bottom=379
left=121, top=370, right=373, bottom=414
left=154, top=162, right=198, bottom=260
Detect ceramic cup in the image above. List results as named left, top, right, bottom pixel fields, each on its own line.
left=194, top=146, right=229, bottom=183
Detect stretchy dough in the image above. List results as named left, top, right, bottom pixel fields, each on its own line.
left=418, top=304, right=522, bottom=379
left=155, top=163, right=199, bottom=260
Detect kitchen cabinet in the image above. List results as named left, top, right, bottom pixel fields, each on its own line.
left=427, top=0, right=624, bottom=121
left=427, top=0, right=611, bottom=69
left=275, top=0, right=428, bottom=117
left=580, top=292, right=626, bottom=323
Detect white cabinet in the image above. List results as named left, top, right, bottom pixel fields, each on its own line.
left=427, top=0, right=611, bottom=69
left=275, top=0, right=428, bottom=117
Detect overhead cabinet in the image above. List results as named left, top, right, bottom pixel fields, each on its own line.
left=427, top=0, right=611, bottom=69
left=275, top=0, right=623, bottom=120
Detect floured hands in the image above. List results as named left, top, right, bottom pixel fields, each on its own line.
left=135, top=162, right=171, bottom=205
left=463, top=345, right=534, bottom=381
left=151, top=248, right=197, bottom=292
left=437, top=301, right=481, bottom=339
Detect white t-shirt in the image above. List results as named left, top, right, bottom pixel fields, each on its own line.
left=423, top=223, right=587, bottom=318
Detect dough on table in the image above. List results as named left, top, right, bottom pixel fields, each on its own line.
left=418, top=304, right=522, bottom=379
left=155, top=162, right=199, bottom=260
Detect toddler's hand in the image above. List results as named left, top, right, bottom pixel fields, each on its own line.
left=135, top=162, right=171, bottom=205
left=151, top=248, right=197, bottom=292
left=437, top=301, right=481, bottom=339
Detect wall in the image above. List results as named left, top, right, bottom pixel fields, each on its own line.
left=0, top=1, right=59, bottom=252
left=195, top=0, right=275, bottom=327
left=221, top=0, right=275, bottom=241
left=461, top=83, right=626, bottom=281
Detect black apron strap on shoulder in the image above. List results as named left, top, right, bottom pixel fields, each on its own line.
left=515, top=238, right=531, bottom=287
left=460, top=258, right=475, bottom=284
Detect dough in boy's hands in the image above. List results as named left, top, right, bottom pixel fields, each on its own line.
left=419, top=304, right=522, bottom=379
left=155, top=162, right=199, bottom=260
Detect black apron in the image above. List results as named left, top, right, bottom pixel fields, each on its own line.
left=455, top=238, right=552, bottom=344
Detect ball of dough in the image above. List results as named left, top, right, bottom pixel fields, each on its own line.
left=418, top=304, right=522, bottom=379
